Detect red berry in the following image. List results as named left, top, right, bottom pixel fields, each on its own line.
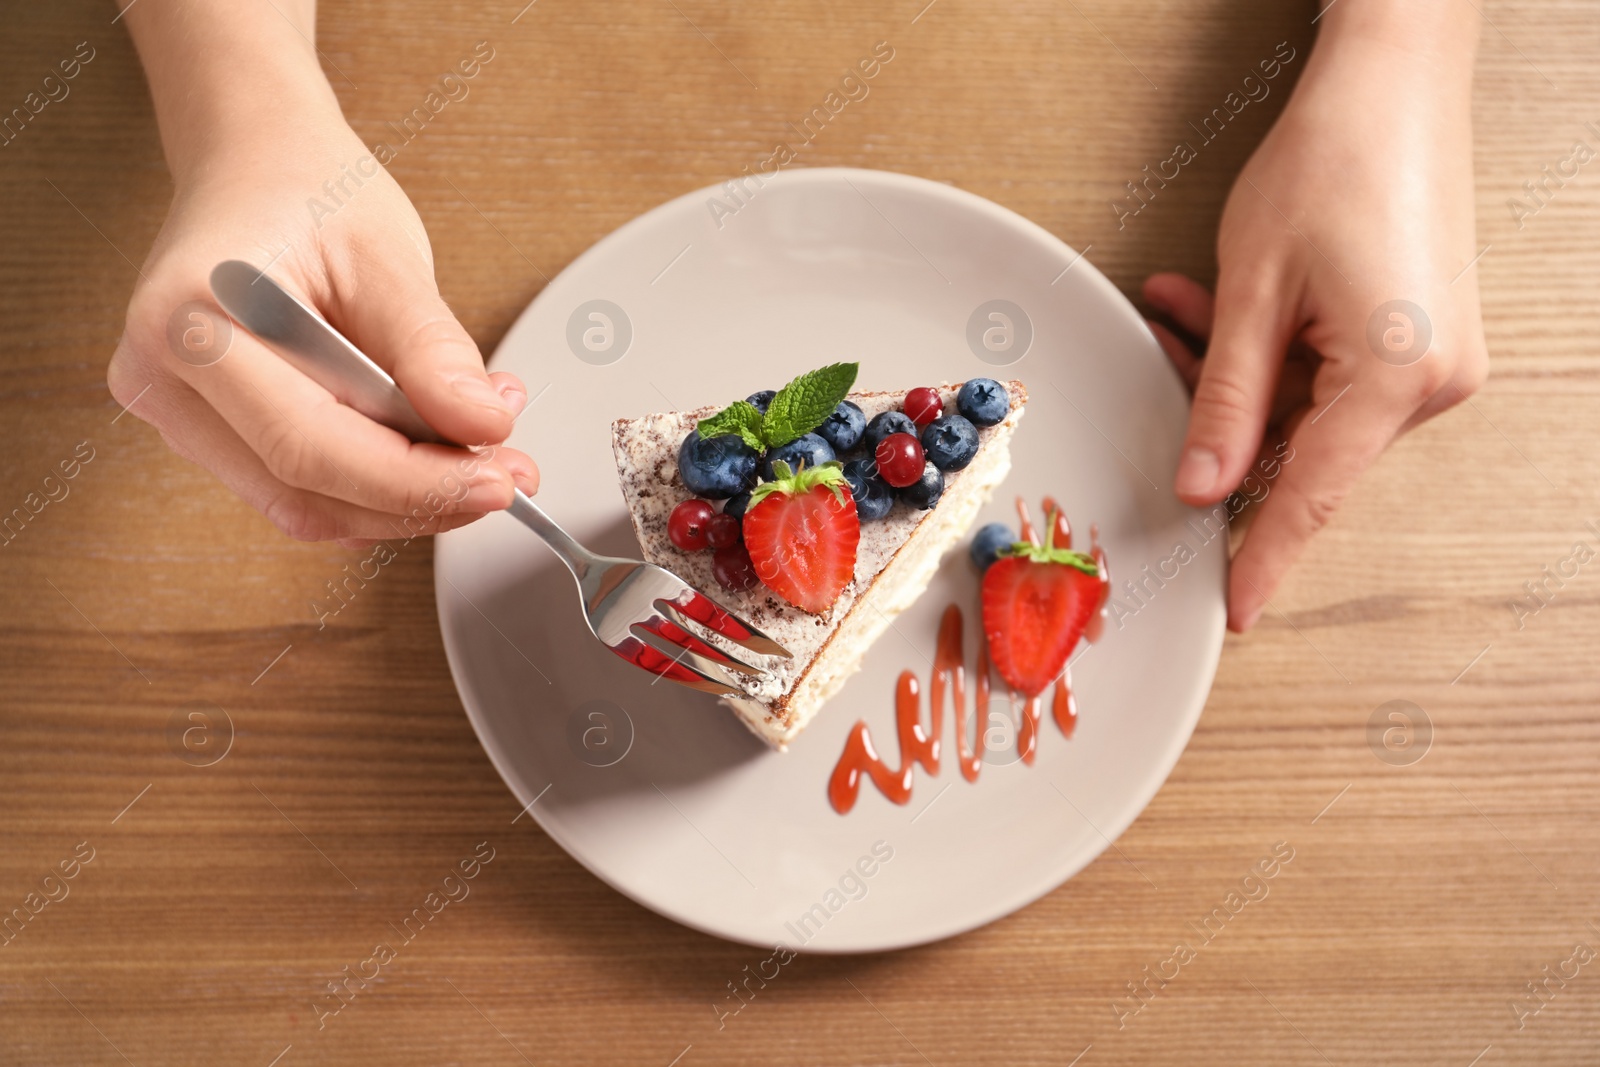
left=743, top=481, right=860, bottom=613
left=982, top=556, right=1101, bottom=696
left=874, top=433, right=925, bottom=488
left=668, top=499, right=716, bottom=551
left=904, top=387, right=943, bottom=427
left=713, top=543, right=760, bottom=592
left=706, top=512, right=740, bottom=549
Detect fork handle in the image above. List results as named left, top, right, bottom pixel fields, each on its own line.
left=210, top=260, right=448, bottom=445
left=506, top=490, right=597, bottom=579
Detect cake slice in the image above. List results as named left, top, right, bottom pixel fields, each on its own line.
left=611, top=374, right=1026, bottom=749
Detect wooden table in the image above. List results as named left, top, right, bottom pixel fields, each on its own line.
left=4, top=2, right=1598, bottom=1064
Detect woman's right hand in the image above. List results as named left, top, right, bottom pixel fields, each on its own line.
left=112, top=1, right=536, bottom=546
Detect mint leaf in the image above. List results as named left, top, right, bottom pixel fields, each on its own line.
left=696, top=400, right=765, bottom=451
left=761, top=362, right=859, bottom=447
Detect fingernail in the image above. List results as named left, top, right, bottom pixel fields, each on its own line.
left=461, top=469, right=512, bottom=511
left=1175, top=446, right=1219, bottom=498
left=452, top=374, right=514, bottom=416
left=501, top=454, right=539, bottom=495
left=1235, top=600, right=1265, bottom=632
left=497, top=379, right=528, bottom=415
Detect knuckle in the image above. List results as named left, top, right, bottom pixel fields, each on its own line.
left=398, top=451, right=471, bottom=516
left=258, top=419, right=321, bottom=490
left=1383, top=349, right=1468, bottom=411
left=262, top=490, right=335, bottom=543
left=1453, top=359, right=1488, bottom=399
left=1413, top=354, right=1456, bottom=399
left=157, top=429, right=199, bottom=465
left=1283, top=478, right=1345, bottom=537
left=397, top=478, right=443, bottom=518
left=398, top=314, right=477, bottom=367
left=106, top=348, right=146, bottom=408
left=1392, top=318, right=1489, bottom=407
left=1303, top=492, right=1341, bottom=534
left=1450, top=343, right=1490, bottom=399
left=1193, top=372, right=1259, bottom=430
left=107, top=341, right=173, bottom=427
left=1215, top=265, right=1277, bottom=309
left=108, top=317, right=166, bottom=385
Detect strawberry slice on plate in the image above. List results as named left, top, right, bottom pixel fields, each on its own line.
left=743, top=460, right=860, bottom=614
left=982, top=513, right=1100, bottom=696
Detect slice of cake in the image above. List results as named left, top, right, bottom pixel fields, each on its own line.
left=611, top=365, right=1026, bottom=749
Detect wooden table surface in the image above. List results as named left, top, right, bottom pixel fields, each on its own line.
left=5, top=1, right=1600, bottom=1064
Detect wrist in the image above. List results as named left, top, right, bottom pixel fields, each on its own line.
left=165, top=75, right=352, bottom=191
left=1306, top=0, right=1479, bottom=88
left=123, top=0, right=349, bottom=187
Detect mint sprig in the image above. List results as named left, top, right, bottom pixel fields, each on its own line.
left=695, top=362, right=859, bottom=450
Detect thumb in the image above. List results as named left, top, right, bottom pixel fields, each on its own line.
left=337, top=261, right=523, bottom=447
left=1174, top=271, right=1296, bottom=505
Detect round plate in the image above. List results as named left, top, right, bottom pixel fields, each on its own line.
left=435, top=167, right=1225, bottom=953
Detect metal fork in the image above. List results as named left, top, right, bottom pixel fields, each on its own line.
left=209, top=259, right=790, bottom=696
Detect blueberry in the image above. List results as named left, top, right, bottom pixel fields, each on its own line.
left=970, top=522, right=1016, bottom=572
left=746, top=389, right=776, bottom=414
left=760, top=432, right=835, bottom=480
left=920, top=414, right=979, bottom=471
left=678, top=430, right=759, bottom=499
left=722, top=491, right=752, bottom=523
left=864, top=410, right=918, bottom=453
left=897, top=461, right=944, bottom=510
left=817, top=400, right=866, bottom=454
left=957, top=378, right=1010, bottom=427
left=842, top=458, right=894, bottom=521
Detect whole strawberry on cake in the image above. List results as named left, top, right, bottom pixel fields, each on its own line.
left=611, top=362, right=1026, bottom=748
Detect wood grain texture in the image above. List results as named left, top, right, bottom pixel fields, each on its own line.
left=3, top=1, right=1599, bottom=1064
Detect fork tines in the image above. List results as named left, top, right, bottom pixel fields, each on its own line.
left=621, top=590, right=788, bottom=696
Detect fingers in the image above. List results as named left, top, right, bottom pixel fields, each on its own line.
left=1149, top=320, right=1202, bottom=391
left=112, top=364, right=498, bottom=542
left=1227, top=379, right=1412, bottom=632
left=163, top=325, right=532, bottom=515
left=488, top=371, right=529, bottom=416
left=1143, top=273, right=1215, bottom=338
left=1145, top=274, right=1213, bottom=388
left=120, top=318, right=540, bottom=519
left=329, top=255, right=525, bottom=447
left=1174, top=269, right=1298, bottom=506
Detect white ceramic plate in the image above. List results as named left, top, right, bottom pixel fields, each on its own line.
left=435, top=167, right=1225, bottom=953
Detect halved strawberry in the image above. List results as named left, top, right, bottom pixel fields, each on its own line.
left=743, top=460, right=859, bottom=614
left=982, top=512, right=1100, bottom=695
